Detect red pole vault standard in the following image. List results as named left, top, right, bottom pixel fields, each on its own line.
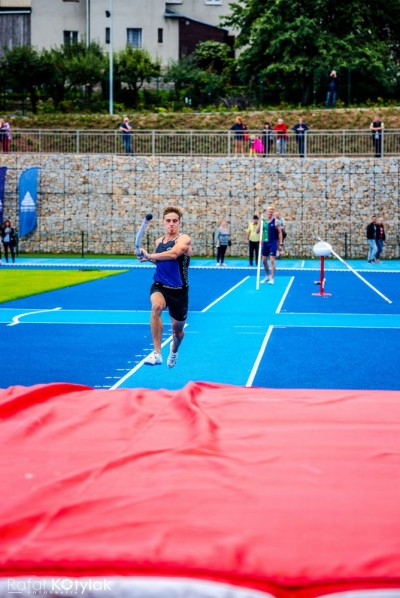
left=312, top=241, right=332, bottom=297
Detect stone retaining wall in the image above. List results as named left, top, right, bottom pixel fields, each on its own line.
left=1, top=154, right=399, bottom=258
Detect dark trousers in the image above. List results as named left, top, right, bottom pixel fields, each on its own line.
left=3, top=242, right=15, bottom=263
left=217, top=245, right=228, bottom=264
left=122, top=134, right=133, bottom=154
left=376, top=239, right=384, bottom=259
left=249, top=240, right=259, bottom=266
left=296, top=137, right=305, bottom=157
left=373, top=136, right=382, bottom=157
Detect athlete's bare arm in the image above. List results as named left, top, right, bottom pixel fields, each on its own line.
left=139, top=234, right=192, bottom=263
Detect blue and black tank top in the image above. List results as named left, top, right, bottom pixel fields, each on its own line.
left=153, top=234, right=190, bottom=289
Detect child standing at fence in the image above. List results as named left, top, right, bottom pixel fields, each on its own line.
left=249, top=136, right=264, bottom=157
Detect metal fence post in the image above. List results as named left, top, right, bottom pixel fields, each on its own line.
left=81, top=231, right=85, bottom=258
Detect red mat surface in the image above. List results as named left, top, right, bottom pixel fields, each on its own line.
left=1, top=382, right=400, bottom=597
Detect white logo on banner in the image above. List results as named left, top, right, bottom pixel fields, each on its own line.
left=21, top=191, right=36, bottom=212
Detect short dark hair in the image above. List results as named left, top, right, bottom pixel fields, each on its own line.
left=163, top=206, right=183, bottom=220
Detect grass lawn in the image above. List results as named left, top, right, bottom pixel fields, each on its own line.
left=0, top=269, right=126, bottom=303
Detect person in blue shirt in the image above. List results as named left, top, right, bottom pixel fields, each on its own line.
left=292, top=117, right=309, bottom=157
left=136, top=206, right=192, bottom=368
left=230, top=116, right=247, bottom=155
left=325, top=70, right=338, bottom=108
left=119, top=117, right=133, bottom=154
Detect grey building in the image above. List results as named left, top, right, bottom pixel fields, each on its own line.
left=0, top=0, right=237, bottom=62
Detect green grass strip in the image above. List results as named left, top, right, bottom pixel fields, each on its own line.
left=0, top=269, right=126, bottom=303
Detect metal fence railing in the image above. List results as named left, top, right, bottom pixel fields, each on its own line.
left=16, top=228, right=400, bottom=260
left=4, top=129, right=400, bottom=157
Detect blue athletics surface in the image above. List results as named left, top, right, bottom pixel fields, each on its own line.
left=0, top=259, right=399, bottom=391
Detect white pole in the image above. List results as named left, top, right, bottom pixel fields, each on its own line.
left=109, top=0, right=114, bottom=116
left=317, top=237, right=392, bottom=304
left=85, top=0, right=90, bottom=46
left=256, top=217, right=263, bottom=290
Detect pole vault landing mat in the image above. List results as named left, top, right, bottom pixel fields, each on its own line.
left=1, top=382, right=400, bottom=598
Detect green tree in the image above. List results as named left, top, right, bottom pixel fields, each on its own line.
left=223, top=0, right=400, bottom=104
left=114, top=47, right=160, bottom=107
left=3, top=46, right=53, bottom=113
left=192, top=41, right=233, bottom=75
left=164, top=54, right=230, bottom=107
left=63, top=41, right=106, bottom=98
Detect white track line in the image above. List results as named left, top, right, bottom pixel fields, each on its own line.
left=7, top=307, right=62, bottom=327
left=246, top=325, right=274, bottom=387
left=109, top=335, right=174, bottom=389
left=276, top=276, right=294, bottom=314
left=201, top=277, right=249, bottom=313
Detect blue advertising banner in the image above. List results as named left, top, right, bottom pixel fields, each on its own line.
left=19, top=167, right=40, bottom=238
left=0, top=166, right=7, bottom=225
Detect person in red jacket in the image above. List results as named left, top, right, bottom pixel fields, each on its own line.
left=273, top=118, right=288, bottom=156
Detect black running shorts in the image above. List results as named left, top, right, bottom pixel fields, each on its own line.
left=150, top=282, right=189, bottom=321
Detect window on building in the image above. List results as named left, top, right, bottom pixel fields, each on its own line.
left=127, top=28, right=142, bottom=48
left=158, top=28, right=163, bottom=44
left=63, top=31, right=78, bottom=45
left=106, top=27, right=110, bottom=44
left=63, top=1, right=80, bottom=3
left=205, top=0, right=222, bottom=4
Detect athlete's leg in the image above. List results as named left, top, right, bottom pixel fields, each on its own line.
left=262, top=255, right=270, bottom=276
left=170, top=317, right=185, bottom=354
left=270, top=256, right=277, bottom=280
left=150, top=291, right=166, bottom=353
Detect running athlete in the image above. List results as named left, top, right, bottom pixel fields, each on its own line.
left=257, top=206, right=283, bottom=285
left=136, top=206, right=192, bottom=367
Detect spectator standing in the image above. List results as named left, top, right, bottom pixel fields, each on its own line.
left=369, top=115, right=384, bottom=157
left=215, top=220, right=231, bottom=266
left=261, top=122, right=274, bottom=157
left=273, top=118, right=288, bottom=156
left=325, top=70, right=338, bottom=108
left=292, top=117, right=309, bottom=158
left=366, top=215, right=378, bottom=263
left=231, top=116, right=247, bottom=155
left=119, top=116, right=133, bottom=154
left=0, top=219, right=16, bottom=264
left=0, top=118, right=11, bottom=153
left=246, top=215, right=260, bottom=267
left=375, top=217, right=386, bottom=262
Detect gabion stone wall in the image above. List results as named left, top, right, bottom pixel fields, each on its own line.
left=1, top=154, right=399, bottom=258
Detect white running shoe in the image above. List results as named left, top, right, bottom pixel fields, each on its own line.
left=167, top=344, right=178, bottom=368
left=144, top=351, right=162, bottom=366
left=268, top=278, right=275, bottom=285
left=261, top=276, right=270, bottom=284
